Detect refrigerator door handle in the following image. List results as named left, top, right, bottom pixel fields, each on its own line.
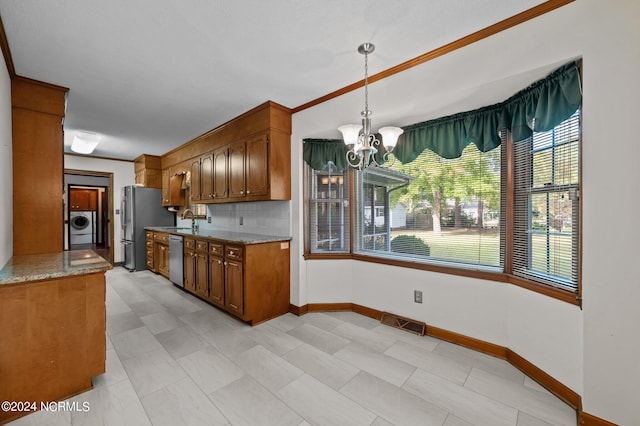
left=121, top=198, right=126, bottom=231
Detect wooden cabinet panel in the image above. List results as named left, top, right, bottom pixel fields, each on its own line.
left=200, top=154, right=214, bottom=201
left=246, top=134, right=269, bottom=197
left=154, top=232, right=170, bottom=278
left=184, top=246, right=196, bottom=293
left=161, top=169, right=171, bottom=206
left=195, top=251, right=209, bottom=298
left=225, top=259, right=244, bottom=316
left=70, top=189, right=98, bottom=211
left=228, top=141, right=246, bottom=199
left=162, top=169, right=186, bottom=207
left=213, top=146, right=228, bottom=199
left=208, top=255, right=224, bottom=307
left=190, top=158, right=201, bottom=202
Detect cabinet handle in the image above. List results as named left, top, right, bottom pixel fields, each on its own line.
left=240, top=190, right=244, bottom=195
left=247, top=190, right=250, bottom=194
left=218, top=260, right=222, bottom=264
left=229, top=251, right=234, bottom=255
left=224, top=261, right=227, bottom=266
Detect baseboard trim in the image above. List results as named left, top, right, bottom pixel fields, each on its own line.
left=288, top=302, right=618, bottom=425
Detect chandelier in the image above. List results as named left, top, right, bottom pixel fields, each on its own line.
left=339, top=43, right=404, bottom=170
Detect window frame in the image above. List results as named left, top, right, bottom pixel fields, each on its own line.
left=303, top=114, right=582, bottom=307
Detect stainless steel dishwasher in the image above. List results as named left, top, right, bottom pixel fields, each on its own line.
left=169, top=234, right=184, bottom=287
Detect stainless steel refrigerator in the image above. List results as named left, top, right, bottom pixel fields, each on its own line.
left=121, top=186, right=175, bottom=271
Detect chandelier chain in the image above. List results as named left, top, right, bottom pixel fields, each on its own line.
left=363, top=49, right=369, bottom=115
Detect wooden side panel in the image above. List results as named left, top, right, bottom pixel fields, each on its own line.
left=12, top=108, right=63, bottom=255
left=0, top=274, right=106, bottom=424
left=243, top=241, right=290, bottom=325
left=11, top=77, right=67, bottom=116
left=268, top=129, right=292, bottom=200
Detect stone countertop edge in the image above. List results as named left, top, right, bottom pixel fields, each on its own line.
left=145, top=226, right=292, bottom=244
left=0, top=250, right=113, bottom=286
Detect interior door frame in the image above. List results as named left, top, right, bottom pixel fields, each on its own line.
left=64, top=168, right=115, bottom=264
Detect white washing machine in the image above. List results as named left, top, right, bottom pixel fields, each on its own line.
left=70, top=211, right=95, bottom=245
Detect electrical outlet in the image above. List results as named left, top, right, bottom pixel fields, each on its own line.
left=239, top=216, right=243, bottom=225
left=207, top=217, right=212, bottom=223
left=414, top=290, right=423, bottom=304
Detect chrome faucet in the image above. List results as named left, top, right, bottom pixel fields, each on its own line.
left=182, top=209, right=198, bottom=232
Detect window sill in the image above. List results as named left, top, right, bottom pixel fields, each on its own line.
left=303, top=251, right=581, bottom=307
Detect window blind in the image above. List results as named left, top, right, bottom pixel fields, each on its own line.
left=512, top=110, right=580, bottom=291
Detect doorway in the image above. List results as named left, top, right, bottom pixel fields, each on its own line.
left=64, top=169, right=114, bottom=264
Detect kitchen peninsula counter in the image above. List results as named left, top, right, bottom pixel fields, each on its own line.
left=0, top=249, right=112, bottom=286
left=0, top=250, right=111, bottom=424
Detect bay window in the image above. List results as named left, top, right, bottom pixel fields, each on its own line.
left=303, top=60, right=582, bottom=302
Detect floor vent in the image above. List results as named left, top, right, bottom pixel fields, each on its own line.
left=380, top=312, right=426, bottom=336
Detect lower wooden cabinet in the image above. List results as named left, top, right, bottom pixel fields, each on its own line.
left=184, top=239, right=196, bottom=293
left=154, top=232, right=170, bottom=278
left=181, top=237, right=289, bottom=325
left=208, top=254, right=225, bottom=306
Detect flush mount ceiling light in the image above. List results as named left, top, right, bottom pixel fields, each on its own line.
left=70, top=131, right=100, bottom=154
left=339, top=43, right=404, bottom=170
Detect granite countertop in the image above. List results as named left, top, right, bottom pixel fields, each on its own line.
left=0, top=250, right=113, bottom=286
left=145, top=226, right=292, bottom=244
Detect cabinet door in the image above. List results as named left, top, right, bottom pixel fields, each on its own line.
left=161, top=244, right=170, bottom=278
left=246, top=134, right=269, bottom=197
left=225, top=260, right=244, bottom=316
left=195, top=251, right=209, bottom=298
left=184, top=249, right=196, bottom=293
left=228, top=141, right=246, bottom=199
left=162, top=169, right=171, bottom=206
left=208, top=255, right=224, bottom=306
left=200, top=154, right=214, bottom=201
left=213, top=146, right=228, bottom=199
left=190, top=158, right=202, bottom=202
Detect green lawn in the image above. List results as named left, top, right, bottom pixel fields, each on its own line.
left=390, top=228, right=573, bottom=279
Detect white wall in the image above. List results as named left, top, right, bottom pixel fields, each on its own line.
left=291, top=1, right=640, bottom=423
left=63, top=155, right=135, bottom=263
left=0, top=58, right=11, bottom=268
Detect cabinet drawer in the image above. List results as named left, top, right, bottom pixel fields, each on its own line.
left=154, top=233, right=169, bottom=243
left=225, top=246, right=243, bottom=260
left=184, top=238, right=195, bottom=249
left=196, top=240, right=209, bottom=252
left=209, top=242, right=223, bottom=256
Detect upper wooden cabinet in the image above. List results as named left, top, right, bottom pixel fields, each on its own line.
left=12, top=77, right=68, bottom=255
left=161, top=168, right=186, bottom=207
left=160, top=101, right=291, bottom=205
left=69, top=188, right=98, bottom=211
left=134, top=154, right=162, bottom=188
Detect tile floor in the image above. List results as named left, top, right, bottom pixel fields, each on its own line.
left=10, top=267, right=577, bottom=426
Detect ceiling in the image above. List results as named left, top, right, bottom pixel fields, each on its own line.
left=0, top=0, right=548, bottom=161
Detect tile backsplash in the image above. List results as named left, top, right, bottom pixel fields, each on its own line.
left=176, top=201, right=290, bottom=236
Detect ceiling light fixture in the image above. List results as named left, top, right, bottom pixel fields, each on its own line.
left=339, top=43, right=403, bottom=170
left=70, top=131, right=100, bottom=154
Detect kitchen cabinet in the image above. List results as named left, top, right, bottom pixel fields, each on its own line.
left=12, top=77, right=68, bottom=255
left=159, top=101, right=291, bottom=205
left=178, top=235, right=289, bottom=325
left=134, top=154, right=162, bottom=188
left=145, top=231, right=154, bottom=270
left=183, top=238, right=196, bottom=293
left=154, top=232, right=170, bottom=278
left=194, top=240, right=209, bottom=299
left=161, top=169, right=186, bottom=207
left=213, top=146, right=228, bottom=200
left=208, top=242, right=224, bottom=307
left=69, top=188, right=97, bottom=211
left=228, top=140, right=246, bottom=199
left=224, top=245, right=244, bottom=316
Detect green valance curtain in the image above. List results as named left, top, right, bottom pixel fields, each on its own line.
left=304, top=59, right=582, bottom=169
